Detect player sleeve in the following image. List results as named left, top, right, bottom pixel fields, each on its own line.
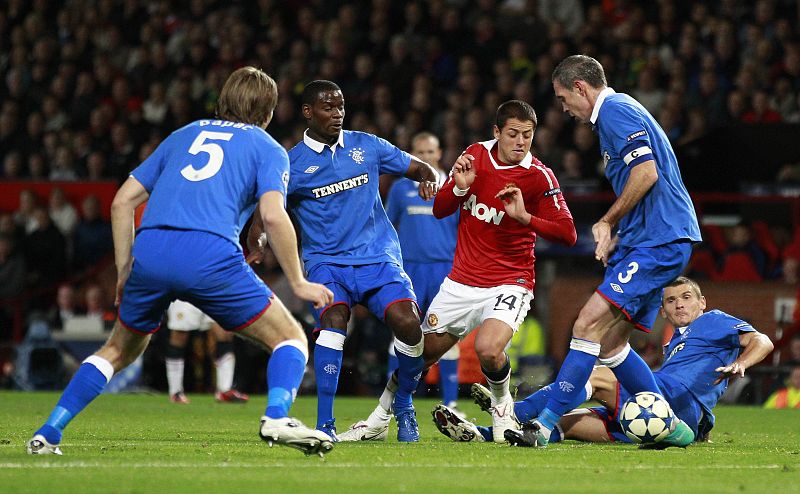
left=432, top=175, right=465, bottom=219
left=130, top=138, right=169, bottom=192
left=603, top=103, right=655, bottom=168
left=529, top=167, right=577, bottom=246
left=255, top=142, right=290, bottom=200
left=374, top=135, right=413, bottom=176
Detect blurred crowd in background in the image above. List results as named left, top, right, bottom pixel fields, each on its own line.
left=2, top=0, right=800, bottom=401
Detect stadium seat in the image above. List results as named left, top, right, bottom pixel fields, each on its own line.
left=688, top=249, right=718, bottom=279
left=702, top=224, right=728, bottom=255
left=715, top=252, right=763, bottom=282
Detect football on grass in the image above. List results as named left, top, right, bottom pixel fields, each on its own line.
left=618, top=391, right=675, bottom=443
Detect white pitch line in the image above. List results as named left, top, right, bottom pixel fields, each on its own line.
left=0, top=463, right=793, bottom=470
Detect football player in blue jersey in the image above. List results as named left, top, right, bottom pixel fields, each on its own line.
left=518, top=54, right=704, bottom=448
left=434, top=277, right=774, bottom=447
left=27, top=67, right=336, bottom=457
left=287, top=81, right=440, bottom=442
left=338, top=132, right=460, bottom=442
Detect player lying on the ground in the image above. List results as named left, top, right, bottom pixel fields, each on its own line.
left=433, top=276, right=773, bottom=447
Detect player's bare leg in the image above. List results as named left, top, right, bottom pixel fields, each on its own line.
left=474, top=318, right=519, bottom=443
left=28, top=322, right=150, bottom=455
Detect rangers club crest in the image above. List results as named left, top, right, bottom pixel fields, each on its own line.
left=427, top=313, right=439, bottom=328
left=348, top=147, right=365, bottom=164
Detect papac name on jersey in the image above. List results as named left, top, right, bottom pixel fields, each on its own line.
left=197, top=120, right=255, bottom=130
left=311, top=173, right=369, bottom=198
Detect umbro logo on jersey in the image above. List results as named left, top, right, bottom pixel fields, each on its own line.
left=610, top=283, right=624, bottom=293
left=304, top=165, right=319, bottom=173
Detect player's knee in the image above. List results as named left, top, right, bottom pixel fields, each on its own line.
left=320, top=307, right=349, bottom=330
left=573, top=313, right=602, bottom=340
left=474, top=343, right=504, bottom=369
left=388, top=312, right=422, bottom=345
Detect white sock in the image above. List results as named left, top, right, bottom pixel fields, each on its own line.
left=367, top=404, right=392, bottom=427
left=486, top=372, right=511, bottom=405
left=165, top=358, right=184, bottom=396
left=215, top=352, right=235, bottom=393
left=378, top=373, right=398, bottom=413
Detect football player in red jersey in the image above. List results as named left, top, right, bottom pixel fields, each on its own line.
left=339, top=100, right=576, bottom=443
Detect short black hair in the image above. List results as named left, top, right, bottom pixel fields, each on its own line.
left=301, top=80, right=342, bottom=107
left=495, top=100, right=537, bottom=130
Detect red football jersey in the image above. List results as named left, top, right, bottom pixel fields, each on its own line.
left=433, top=141, right=575, bottom=291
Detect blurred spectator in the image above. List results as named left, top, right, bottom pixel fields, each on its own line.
left=741, top=89, right=783, bottom=123
left=23, top=207, right=67, bottom=288
left=72, top=195, right=112, bottom=271
left=763, top=366, right=800, bottom=409
left=49, top=145, right=79, bottom=181
left=0, top=234, right=26, bottom=300
left=3, top=151, right=24, bottom=180
left=48, top=187, right=78, bottom=239
left=13, top=189, right=39, bottom=235
left=45, top=283, right=78, bottom=331
left=82, top=283, right=115, bottom=324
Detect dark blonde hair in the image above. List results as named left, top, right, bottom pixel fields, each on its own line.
left=552, top=55, right=607, bottom=90
left=215, top=67, right=277, bottom=126
left=663, top=276, right=703, bottom=303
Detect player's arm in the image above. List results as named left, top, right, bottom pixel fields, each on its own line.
left=593, top=160, right=658, bottom=264
left=258, top=191, right=332, bottom=309
left=713, top=330, right=774, bottom=384
left=110, top=176, right=150, bottom=306
left=495, top=172, right=577, bottom=246
left=433, top=153, right=475, bottom=218
left=245, top=212, right=266, bottom=264
left=405, top=158, right=439, bottom=201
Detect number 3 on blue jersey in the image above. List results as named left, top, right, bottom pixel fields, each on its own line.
left=181, top=131, right=233, bottom=182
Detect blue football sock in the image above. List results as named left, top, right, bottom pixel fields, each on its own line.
left=515, top=381, right=589, bottom=423
left=314, top=328, right=346, bottom=429
left=477, top=425, right=493, bottom=442
left=600, top=343, right=660, bottom=395
left=265, top=340, right=308, bottom=419
left=538, top=338, right=600, bottom=430
left=36, top=356, right=113, bottom=444
left=393, top=339, right=424, bottom=411
left=439, top=358, right=459, bottom=405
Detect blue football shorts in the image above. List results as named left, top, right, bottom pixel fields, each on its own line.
left=596, top=240, right=692, bottom=331
left=403, top=261, right=452, bottom=315
left=306, top=262, right=417, bottom=324
left=119, top=229, right=272, bottom=333
left=588, top=371, right=703, bottom=443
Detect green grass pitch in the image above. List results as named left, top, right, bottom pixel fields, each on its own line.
left=1, top=391, right=798, bottom=494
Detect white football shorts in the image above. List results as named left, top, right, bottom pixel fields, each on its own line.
left=422, top=277, right=533, bottom=339
left=167, top=300, right=214, bottom=331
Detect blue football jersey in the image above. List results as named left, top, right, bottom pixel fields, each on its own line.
left=132, top=119, right=289, bottom=248
left=593, top=89, right=701, bottom=247
left=385, top=176, right=457, bottom=263
left=287, top=130, right=412, bottom=271
left=659, top=310, right=754, bottom=419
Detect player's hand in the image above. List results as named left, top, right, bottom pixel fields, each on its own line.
left=293, top=280, right=334, bottom=309
left=452, top=154, right=476, bottom=190
left=114, top=260, right=133, bottom=307
left=592, top=220, right=614, bottom=266
left=246, top=233, right=268, bottom=265
left=418, top=180, right=439, bottom=201
left=495, top=184, right=530, bottom=224
left=713, top=361, right=746, bottom=384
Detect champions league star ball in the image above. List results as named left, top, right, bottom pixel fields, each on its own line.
left=618, top=391, right=675, bottom=444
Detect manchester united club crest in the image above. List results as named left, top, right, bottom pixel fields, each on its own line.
left=427, top=313, right=439, bottom=328
left=348, top=147, right=365, bottom=164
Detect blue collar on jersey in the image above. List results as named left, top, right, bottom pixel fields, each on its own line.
left=303, top=129, right=346, bottom=154
left=479, top=139, right=533, bottom=169
left=590, top=87, right=616, bottom=125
